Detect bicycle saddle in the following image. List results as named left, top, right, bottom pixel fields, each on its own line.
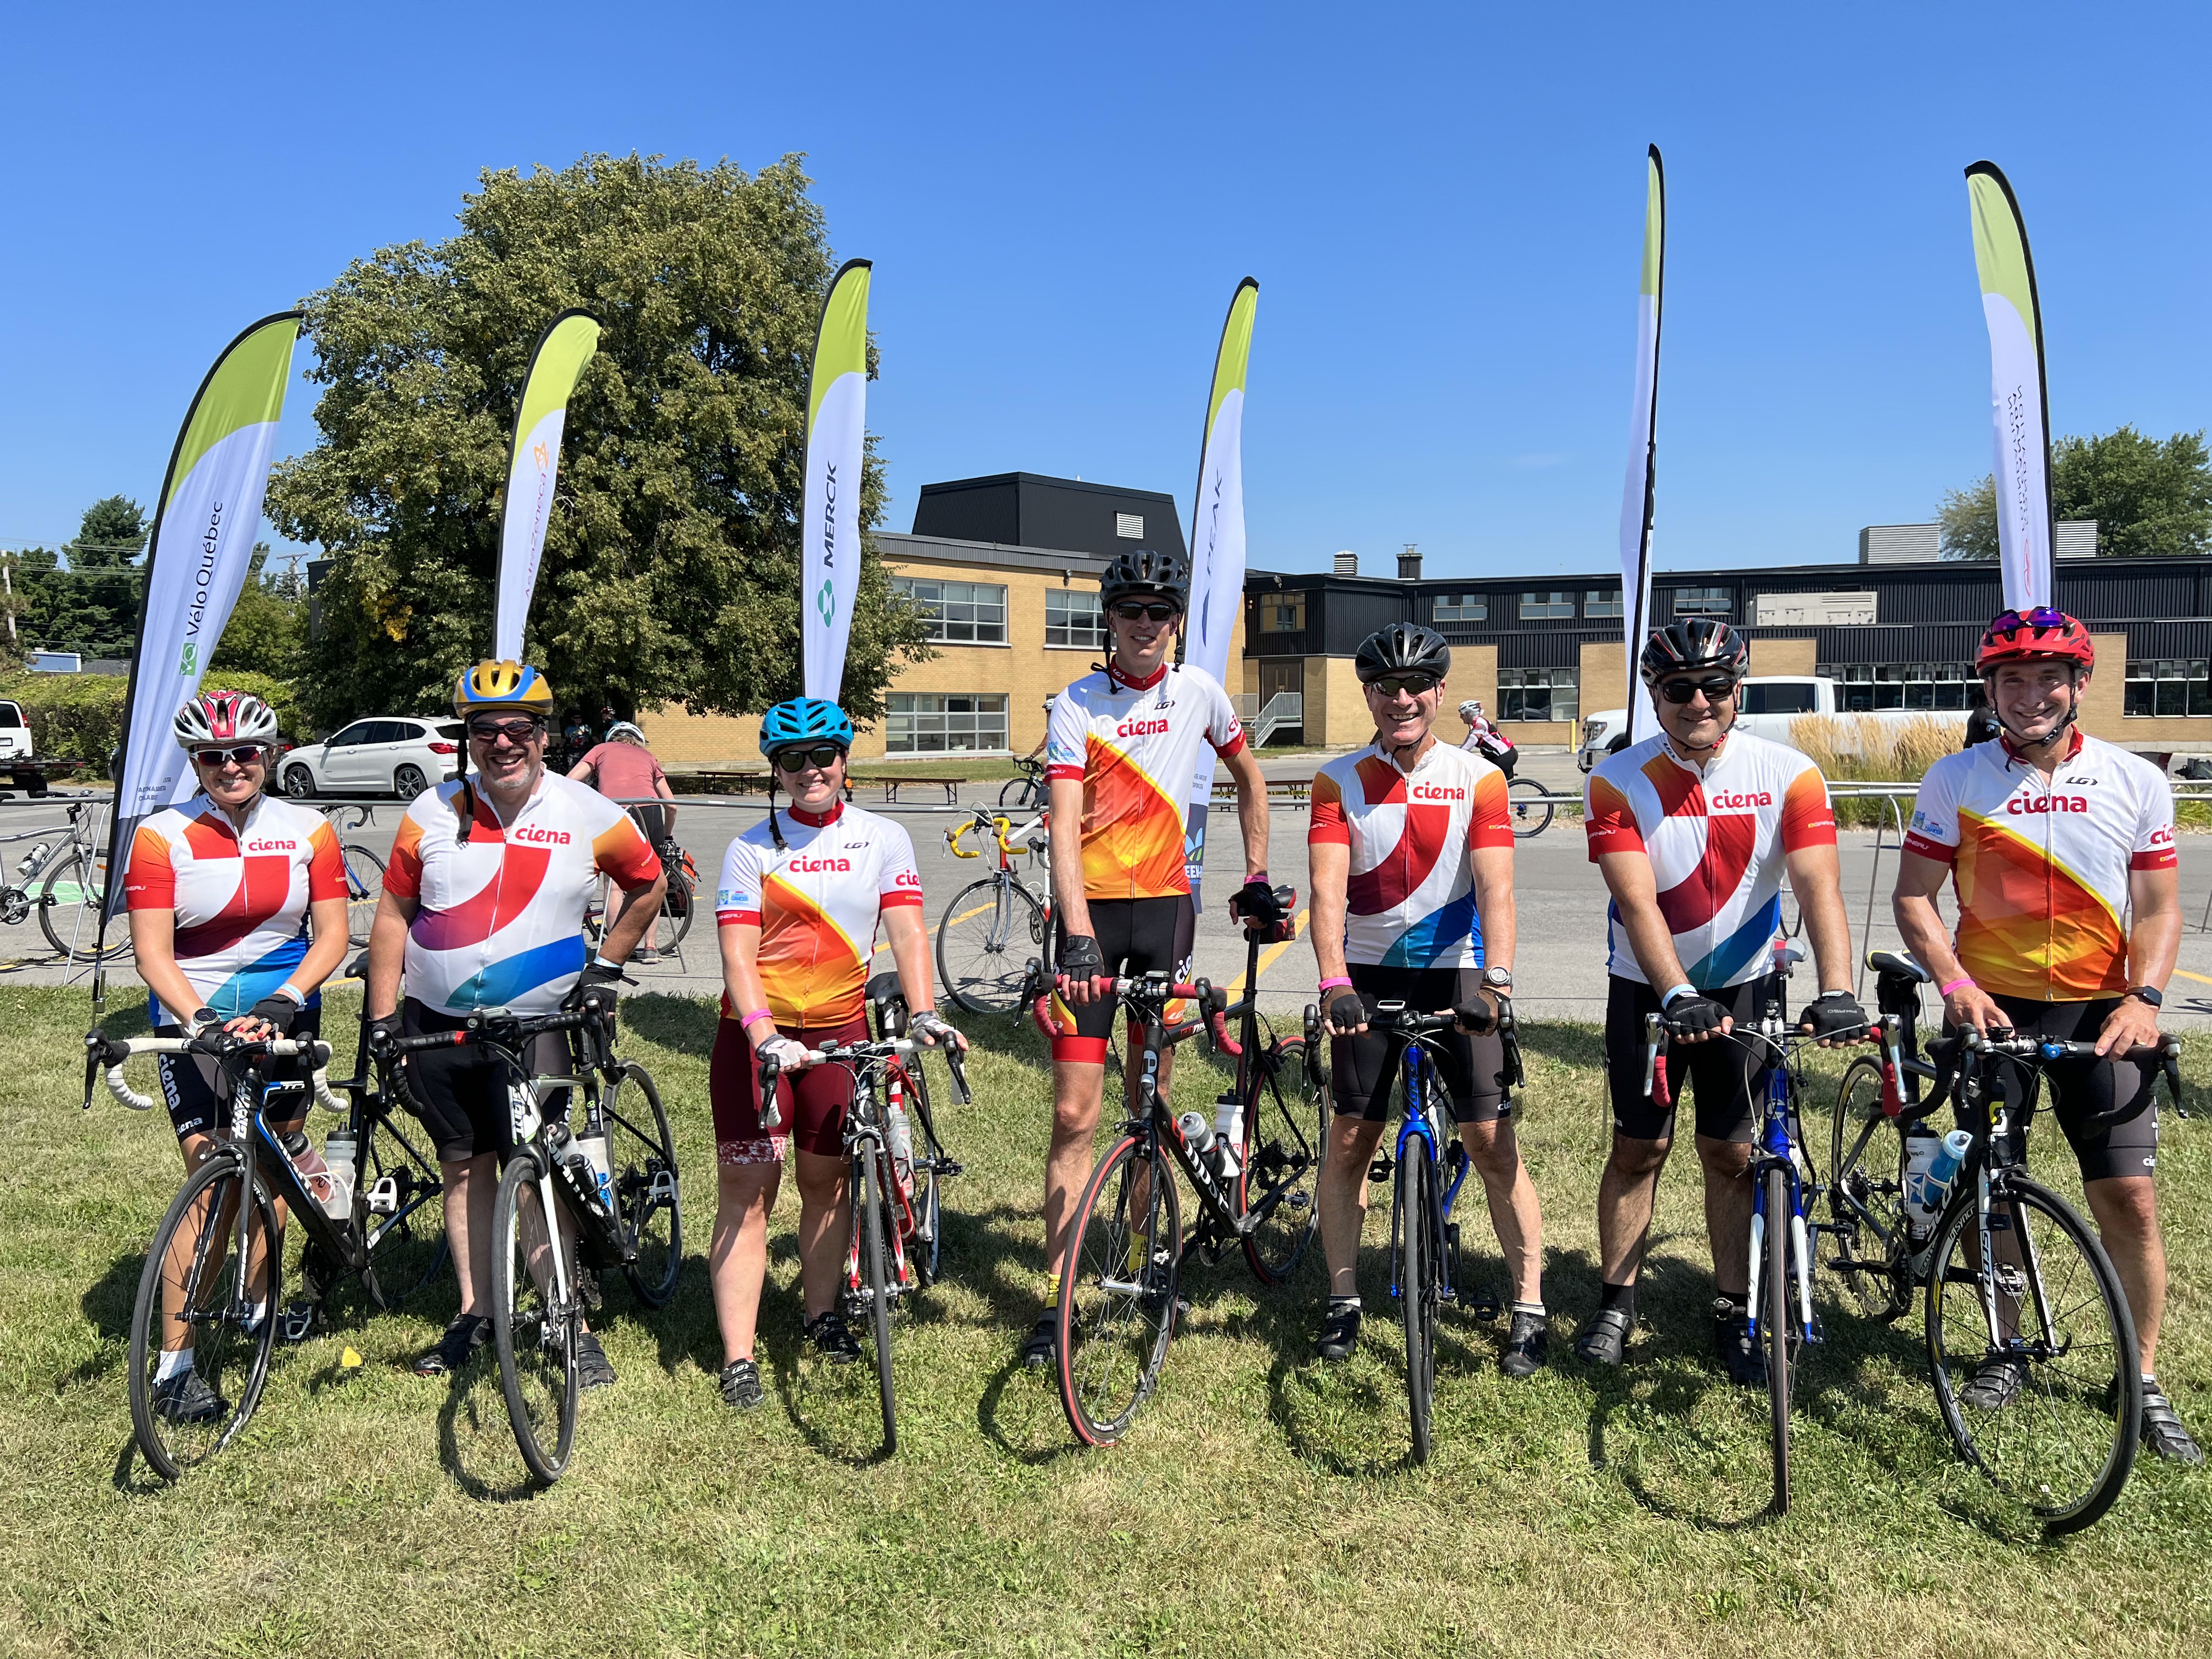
left=1867, top=950, right=1929, bottom=984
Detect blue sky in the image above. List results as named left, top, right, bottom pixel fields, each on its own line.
left=7, top=3, right=2211, bottom=582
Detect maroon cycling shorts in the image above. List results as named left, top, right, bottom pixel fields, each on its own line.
left=709, top=1015, right=867, bottom=1166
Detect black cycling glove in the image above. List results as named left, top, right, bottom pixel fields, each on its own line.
left=1662, top=988, right=1729, bottom=1037
left=365, top=1015, right=400, bottom=1058
left=246, top=995, right=297, bottom=1035
left=568, top=961, right=625, bottom=1016
left=1229, top=878, right=1286, bottom=927
left=1058, top=934, right=1105, bottom=986
left=1325, top=991, right=1369, bottom=1036
left=1452, top=990, right=1502, bottom=1035
left=1797, top=990, right=1870, bottom=1041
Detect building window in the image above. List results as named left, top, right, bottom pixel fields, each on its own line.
left=1498, top=668, right=1578, bottom=724
left=1820, top=662, right=1987, bottom=713
left=890, top=577, right=1006, bottom=644
left=886, top=693, right=1010, bottom=753
left=1115, top=513, right=1144, bottom=539
left=2125, top=660, right=2212, bottom=717
left=1431, top=593, right=1487, bottom=622
left=1585, top=588, right=1623, bottom=619
left=1045, top=588, right=1107, bottom=649
left=1256, top=594, right=1306, bottom=633
left=1519, top=590, right=1576, bottom=620
left=1673, top=585, right=1732, bottom=617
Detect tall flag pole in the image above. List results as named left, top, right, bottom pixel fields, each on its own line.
left=95, top=311, right=303, bottom=988
left=1182, top=277, right=1260, bottom=902
left=1617, top=145, right=1664, bottom=744
left=492, top=308, right=602, bottom=661
left=800, top=259, right=873, bottom=702
left=1966, top=161, right=2056, bottom=611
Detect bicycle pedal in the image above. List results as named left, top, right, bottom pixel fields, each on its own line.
left=936, top=1159, right=964, bottom=1178
left=1468, top=1294, right=1502, bottom=1323
left=1368, top=1158, right=1395, bottom=1183
left=277, top=1301, right=321, bottom=1344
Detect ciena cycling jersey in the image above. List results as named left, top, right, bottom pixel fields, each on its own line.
left=1585, top=731, right=1837, bottom=990
left=714, top=800, right=924, bottom=1028
left=383, top=773, right=659, bottom=1016
left=1903, top=730, right=2175, bottom=1000
left=1046, top=661, right=1246, bottom=901
left=125, top=794, right=348, bottom=1020
left=1310, top=740, right=1513, bottom=968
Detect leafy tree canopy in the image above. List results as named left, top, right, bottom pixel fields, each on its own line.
left=1939, top=426, right=2212, bottom=561
left=266, top=151, right=929, bottom=729
left=210, top=544, right=306, bottom=679
left=18, top=495, right=149, bottom=659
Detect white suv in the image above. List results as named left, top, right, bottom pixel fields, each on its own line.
left=279, top=717, right=463, bottom=800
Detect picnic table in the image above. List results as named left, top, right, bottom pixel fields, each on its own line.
left=1211, top=777, right=1310, bottom=806
left=684, top=771, right=963, bottom=804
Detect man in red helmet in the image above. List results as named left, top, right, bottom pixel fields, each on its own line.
left=1894, top=607, right=2197, bottom=1464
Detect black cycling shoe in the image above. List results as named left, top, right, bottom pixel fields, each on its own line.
left=804, top=1310, right=863, bottom=1365
left=1314, top=1305, right=1363, bottom=1363
left=2141, top=1382, right=2204, bottom=1465
left=1499, top=1310, right=1549, bottom=1378
left=1572, top=1307, right=1632, bottom=1367
left=412, top=1313, right=492, bottom=1378
left=1715, top=1307, right=1767, bottom=1388
left=153, top=1368, right=223, bottom=1424
left=719, top=1357, right=765, bottom=1411
left=575, top=1330, right=617, bottom=1391
left=1957, top=1356, right=2026, bottom=1410
left=1020, top=1313, right=1059, bottom=1369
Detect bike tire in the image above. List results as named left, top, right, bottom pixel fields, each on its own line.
left=1826, top=1057, right=1911, bottom=1321
left=605, top=1062, right=682, bottom=1308
left=341, top=843, right=386, bottom=949
left=1398, top=1139, right=1438, bottom=1464
left=998, top=775, right=1042, bottom=811
left=936, top=876, right=1045, bottom=1015
left=1056, top=1132, right=1181, bottom=1446
left=490, top=1153, right=579, bottom=1485
left=1242, top=1037, right=1326, bottom=1285
left=1505, top=777, right=1554, bottom=840
left=38, top=848, right=127, bottom=962
left=1764, top=1164, right=1793, bottom=1515
left=905, top=1062, right=945, bottom=1289
left=860, top=1150, right=898, bottom=1454
left=1925, top=1172, right=2141, bottom=1535
left=127, top=1155, right=280, bottom=1481
left=356, top=1090, right=448, bottom=1308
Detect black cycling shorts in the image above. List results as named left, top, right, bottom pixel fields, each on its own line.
left=1604, top=973, right=1780, bottom=1144
left=1948, top=995, right=2159, bottom=1183
left=1329, top=964, right=1510, bottom=1125
left=1050, top=896, right=1195, bottom=1063
left=156, top=1011, right=325, bottom=1142
left=397, top=998, right=574, bottom=1164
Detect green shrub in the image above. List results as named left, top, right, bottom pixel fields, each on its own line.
left=0, top=669, right=305, bottom=770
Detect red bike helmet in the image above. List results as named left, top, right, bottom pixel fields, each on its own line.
left=1976, top=607, right=2095, bottom=675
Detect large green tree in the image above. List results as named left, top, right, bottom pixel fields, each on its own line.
left=266, top=152, right=929, bottom=729
left=210, top=544, right=306, bottom=679
left=19, top=495, right=149, bottom=658
left=1939, top=425, right=2212, bottom=560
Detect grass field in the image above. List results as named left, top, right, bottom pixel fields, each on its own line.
left=7, top=983, right=2211, bottom=1658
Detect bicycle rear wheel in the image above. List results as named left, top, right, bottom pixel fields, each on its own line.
left=1057, top=1132, right=1181, bottom=1446
left=127, top=1155, right=280, bottom=1481
left=490, top=1154, right=579, bottom=1485
left=357, top=1091, right=447, bottom=1308
left=1826, top=1057, right=1910, bottom=1320
left=341, top=843, right=386, bottom=948
left=1505, top=777, right=1553, bottom=839
left=1397, top=1138, right=1438, bottom=1464
left=858, top=1149, right=898, bottom=1454
left=604, top=1062, right=681, bottom=1307
left=1763, top=1165, right=1794, bottom=1515
left=905, top=1063, right=946, bottom=1289
left=936, top=876, right=1045, bottom=1014
left=998, top=775, right=1043, bottom=811
left=38, top=848, right=126, bottom=961
left=1242, top=1036, right=1326, bottom=1285
left=1925, top=1173, right=2140, bottom=1534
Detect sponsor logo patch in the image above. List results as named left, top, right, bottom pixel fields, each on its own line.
left=512, top=824, right=573, bottom=845
left=2007, top=795, right=2087, bottom=815
left=1711, top=790, right=1773, bottom=811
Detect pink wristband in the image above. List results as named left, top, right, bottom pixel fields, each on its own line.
left=1318, top=977, right=1353, bottom=996
left=1938, top=977, right=1975, bottom=998
left=738, top=1008, right=773, bottom=1030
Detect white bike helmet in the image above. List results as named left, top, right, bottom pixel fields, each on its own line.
left=173, top=690, right=280, bottom=750
left=1459, top=699, right=1483, bottom=721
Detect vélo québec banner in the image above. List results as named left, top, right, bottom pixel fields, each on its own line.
left=1965, top=161, right=2055, bottom=613
left=1617, top=146, right=1664, bottom=746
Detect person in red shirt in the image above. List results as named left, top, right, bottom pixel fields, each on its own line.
left=569, top=721, right=679, bottom=960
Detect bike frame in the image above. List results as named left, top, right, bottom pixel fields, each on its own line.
left=1107, top=976, right=1249, bottom=1247
left=1384, top=1022, right=1470, bottom=1307
left=1742, top=1011, right=1821, bottom=1358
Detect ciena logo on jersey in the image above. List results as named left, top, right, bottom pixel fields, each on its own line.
left=1409, top=782, right=1465, bottom=802
left=793, top=855, right=852, bottom=873
left=2009, top=794, right=2089, bottom=816
left=513, top=825, right=573, bottom=845
left=1711, top=789, right=1774, bottom=811
left=1116, top=717, right=1171, bottom=738
left=244, top=838, right=298, bottom=853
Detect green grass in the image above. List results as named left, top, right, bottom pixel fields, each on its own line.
left=7, top=985, right=2212, bottom=1656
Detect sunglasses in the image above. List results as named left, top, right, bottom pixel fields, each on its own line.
left=1367, top=675, right=1438, bottom=699
left=1657, top=675, right=1741, bottom=705
left=467, top=718, right=545, bottom=744
left=192, top=746, right=265, bottom=769
left=1110, top=602, right=1180, bottom=623
left=774, top=744, right=847, bottom=773
left=1987, top=606, right=2069, bottom=636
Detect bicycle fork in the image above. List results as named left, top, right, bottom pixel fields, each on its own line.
left=1746, top=1086, right=1821, bottom=1350
left=509, top=1080, right=577, bottom=1324
left=1389, top=1045, right=1459, bottom=1305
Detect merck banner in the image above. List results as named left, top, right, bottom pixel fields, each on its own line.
left=492, top=309, right=602, bottom=661
left=1966, top=161, right=2055, bottom=612
left=801, top=259, right=872, bottom=701
left=1617, top=145, right=1664, bottom=744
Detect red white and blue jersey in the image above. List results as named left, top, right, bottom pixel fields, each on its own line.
left=383, top=772, right=659, bottom=1016
left=1584, top=731, right=1837, bottom=990
left=125, top=794, right=347, bottom=1020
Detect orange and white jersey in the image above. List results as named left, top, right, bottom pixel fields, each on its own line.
left=1309, top=741, right=1513, bottom=968
left=1045, top=660, right=1246, bottom=901
left=125, top=794, right=347, bottom=1019
left=714, top=800, right=924, bottom=1028
left=1584, top=731, right=1837, bottom=990
left=1903, top=730, right=2175, bottom=1000
left=383, top=772, right=659, bottom=1016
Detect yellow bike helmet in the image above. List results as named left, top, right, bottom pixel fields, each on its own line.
left=453, top=659, right=555, bottom=720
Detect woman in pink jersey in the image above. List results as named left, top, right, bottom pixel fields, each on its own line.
left=568, top=721, right=679, bottom=960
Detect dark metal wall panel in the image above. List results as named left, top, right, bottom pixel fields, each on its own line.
left=2124, top=621, right=2212, bottom=659
left=914, top=473, right=1186, bottom=560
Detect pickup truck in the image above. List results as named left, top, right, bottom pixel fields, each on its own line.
left=0, top=701, right=32, bottom=764
left=1576, top=676, right=1970, bottom=771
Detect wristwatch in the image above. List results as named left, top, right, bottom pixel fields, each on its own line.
left=1482, top=967, right=1513, bottom=990
left=2125, top=985, right=2164, bottom=1008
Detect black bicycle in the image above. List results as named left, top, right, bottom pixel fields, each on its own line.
left=1217, top=887, right=1327, bottom=1285
left=999, top=754, right=1048, bottom=812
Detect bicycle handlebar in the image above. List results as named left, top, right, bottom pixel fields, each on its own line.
left=1025, top=968, right=1239, bottom=1056
left=373, top=1007, right=599, bottom=1059
left=86, top=1032, right=341, bottom=1115
left=1961, top=1027, right=2180, bottom=1066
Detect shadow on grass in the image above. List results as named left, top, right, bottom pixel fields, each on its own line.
left=435, top=1353, right=546, bottom=1503
left=623, top=994, right=718, bottom=1059
left=68, top=1251, right=144, bottom=1387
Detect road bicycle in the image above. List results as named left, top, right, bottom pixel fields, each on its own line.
left=758, top=975, right=969, bottom=1454
left=1, top=796, right=123, bottom=962
left=583, top=813, right=696, bottom=959
left=999, top=754, right=1048, bottom=812
left=317, top=804, right=388, bottom=948
left=1504, top=777, right=1554, bottom=839
left=376, top=996, right=680, bottom=1485
left=937, top=806, right=1052, bottom=1014
left=1826, top=950, right=2165, bottom=1534
left=1215, top=887, right=1327, bottom=1285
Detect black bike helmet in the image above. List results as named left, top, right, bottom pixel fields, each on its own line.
left=1638, top=619, right=1748, bottom=688
left=1099, top=547, right=1190, bottom=610
left=1354, top=623, right=1452, bottom=685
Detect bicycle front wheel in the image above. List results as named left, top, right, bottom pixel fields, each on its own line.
left=859, top=1149, right=898, bottom=1454
left=1763, top=1165, right=1794, bottom=1515
left=1397, top=1139, right=1439, bottom=1464
left=1826, top=1057, right=1910, bottom=1321
left=1057, top=1132, right=1181, bottom=1446
left=341, top=843, right=386, bottom=949
left=38, top=849, right=126, bottom=962
left=936, top=876, right=1045, bottom=1014
left=1925, top=1173, right=2141, bottom=1534
left=604, top=1062, right=681, bottom=1308
left=127, top=1154, right=280, bottom=1481
left=1242, top=1036, right=1326, bottom=1285
left=1505, top=777, right=1554, bottom=839
left=490, top=1154, right=579, bottom=1485
left=998, top=775, right=1042, bottom=811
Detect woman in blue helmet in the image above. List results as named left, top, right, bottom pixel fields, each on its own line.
left=704, top=697, right=967, bottom=1409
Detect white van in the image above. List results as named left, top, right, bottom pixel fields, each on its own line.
left=1577, top=676, right=1968, bottom=771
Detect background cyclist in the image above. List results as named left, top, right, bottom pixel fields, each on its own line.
left=1893, top=607, right=2197, bottom=1465
left=1023, top=546, right=1278, bottom=1368
left=1458, top=697, right=1517, bottom=777
left=123, top=690, right=352, bottom=1421
left=706, top=698, right=965, bottom=1412
left=364, top=660, right=664, bottom=1389
left=1310, top=626, right=1547, bottom=1376
left=1578, top=620, right=1865, bottom=1385
left=568, top=719, right=680, bottom=962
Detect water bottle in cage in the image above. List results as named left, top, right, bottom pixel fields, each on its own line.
left=1212, top=1090, right=1244, bottom=1180
left=886, top=1070, right=915, bottom=1189
left=320, top=1129, right=357, bottom=1221
left=280, top=1128, right=335, bottom=1207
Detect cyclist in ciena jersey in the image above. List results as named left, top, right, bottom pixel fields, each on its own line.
left=1894, top=608, right=2199, bottom=1464
left=123, top=690, right=352, bottom=1422
left=363, top=661, right=665, bottom=1389
left=1310, top=627, right=1547, bottom=1374
left=707, top=698, right=966, bottom=1411
left=1579, top=620, right=1867, bottom=1385
left=1022, top=546, right=1278, bottom=1369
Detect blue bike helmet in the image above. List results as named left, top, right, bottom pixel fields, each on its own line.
left=758, top=697, right=854, bottom=757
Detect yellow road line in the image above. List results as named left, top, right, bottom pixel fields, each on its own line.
left=2170, top=968, right=2212, bottom=987
left=1226, top=909, right=1309, bottom=997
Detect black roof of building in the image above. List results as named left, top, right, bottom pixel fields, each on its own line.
left=913, top=473, right=1186, bottom=562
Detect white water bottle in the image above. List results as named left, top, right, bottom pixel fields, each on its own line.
left=1177, top=1110, right=1218, bottom=1164
left=886, top=1099, right=915, bottom=1189
left=1213, top=1093, right=1244, bottom=1179
left=320, top=1130, right=357, bottom=1221
left=574, top=1129, right=615, bottom=1214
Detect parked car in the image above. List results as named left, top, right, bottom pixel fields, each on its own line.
left=1576, top=676, right=1971, bottom=771
left=279, top=717, right=462, bottom=800
left=0, top=701, right=33, bottom=763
